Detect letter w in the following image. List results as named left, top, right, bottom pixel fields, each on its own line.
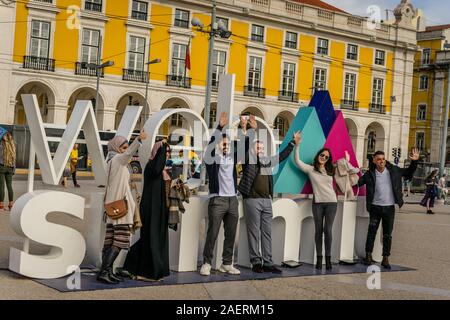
left=21, top=94, right=142, bottom=186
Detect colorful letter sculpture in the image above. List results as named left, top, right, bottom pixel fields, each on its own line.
left=309, top=90, right=336, bottom=137
left=273, top=107, right=326, bottom=194
left=274, top=90, right=363, bottom=196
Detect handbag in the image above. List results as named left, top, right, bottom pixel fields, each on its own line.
left=104, top=161, right=128, bottom=220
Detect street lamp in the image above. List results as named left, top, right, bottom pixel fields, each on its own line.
left=191, top=0, right=232, bottom=188
left=191, top=1, right=232, bottom=130
left=144, top=58, right=161, bottom=122
left=81, top=60, right=115, bottom=120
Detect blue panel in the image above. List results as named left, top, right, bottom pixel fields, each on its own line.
left=273, top=107, right=326, bottom=194
left=308, top=90, right=336, bottom=137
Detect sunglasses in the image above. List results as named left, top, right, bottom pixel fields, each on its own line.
left=319, top=153, right=329, bottom=160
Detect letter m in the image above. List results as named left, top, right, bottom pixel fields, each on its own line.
left=21, top=94, right=142, bottom=186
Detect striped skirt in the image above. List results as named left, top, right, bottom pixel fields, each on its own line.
left=103, top=223, right=131, bottom=250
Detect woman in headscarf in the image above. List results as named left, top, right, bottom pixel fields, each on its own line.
left=123, top=139, right=171, bottom=281
left=97, top=130, right=147, bottom=284
left=0, top=132, right=16, bottom=211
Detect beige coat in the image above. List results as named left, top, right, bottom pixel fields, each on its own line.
left=104, top=138, right=141, bottom=226
left=334, top=158, right=360, bottom=200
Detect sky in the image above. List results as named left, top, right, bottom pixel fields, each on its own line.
left=324, top=0, right=449, bottom=26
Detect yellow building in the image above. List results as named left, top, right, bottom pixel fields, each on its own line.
left=0, top=0, right=419, bottom=167
left=410, top=24, right=450, bottom=164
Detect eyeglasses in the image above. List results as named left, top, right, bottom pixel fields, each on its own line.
left=319, top=153, right=329, bottom=160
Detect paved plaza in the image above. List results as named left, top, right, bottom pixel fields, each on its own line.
left=1, top=178, right=450, bottom=300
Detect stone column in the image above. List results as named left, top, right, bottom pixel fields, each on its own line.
left=47, top=105, right=68, bottom=125
left=430, top=71, right=446, bottom=163
left=355, top=134, right=366, bottom=168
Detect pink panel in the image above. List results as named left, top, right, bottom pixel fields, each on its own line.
left=323, top=111, right=366, bottom=196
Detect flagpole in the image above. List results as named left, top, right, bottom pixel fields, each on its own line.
left=184, top=37, right=191, bottom=86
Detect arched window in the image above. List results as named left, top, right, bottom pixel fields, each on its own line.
left=274, top=116, right=287, bottom=138
left=367, top=131, right=376, bottom=153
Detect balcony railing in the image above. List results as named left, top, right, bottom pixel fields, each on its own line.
left=75, top=62, right=104, bottom=77
left=166, top=75, right=191, bottom=88
left=278, top=90, right=299, bottom=103
left=85, top=1, right=102, bottom=12
left=123, top=69, right=148, bottom=83
left=244, top=86, right=266, bottom=98
left=414, top=59, right=434, bottom=69
left=340, top=99, right=359, bottom=110
left=23, top=56, right=55, bottom=72
left=35, top=0, right=53, bottom=3
left=369, top=103, right=386, bottom=114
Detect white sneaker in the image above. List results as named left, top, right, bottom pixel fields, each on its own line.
left=200, top=263, right=211, bottom=276
left=219, top=264, right=241, bottom=275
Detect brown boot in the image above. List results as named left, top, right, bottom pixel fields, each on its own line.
left=381, top=256, right=391, bottom=269
left=363, top=252, right=373, bottom=265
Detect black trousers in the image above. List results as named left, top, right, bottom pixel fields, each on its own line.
left=365, top=205, right=395, bottom=257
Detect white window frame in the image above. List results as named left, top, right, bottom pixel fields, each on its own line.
left=212, top=49, right=227, bottom=88
left=422, top=48, right=431, bottom=65
left=313, top=67, right=328, bottom=92
left=281, top=61, right=296, bottom=93
left=346, top=44, right=358, bottom=61
left=26, top=8, right=57, bottom=60
left=415, top=131, right=425, bottom=152
left=375, top=49, right=386, bottom=66
left=371, top=77, right=384, bottom=106
left=29, top=20, right=51, bottom=58
left=173, top=8, right=190, bottom=29
left=284, top=31, right=298, bottom=50
left=83, top=0, right=105, bottom=14
left=251, top=24, right=265, bottom=43
left=419, top=75, right=429, bottom=91
left=343, top=72, right=357, bottom=102
left=317, top=38, right=329, bottom=55
left=130, top=0, right=149, bottom=21
left=416, top=104, right=427, bottom=121
left=247, top=55, right=263, bottom=88
left=170, top=42, right=188, bottom=76
left=127, top=35, right=146, bottom=71
left=80, top=28, right=101, bottom=64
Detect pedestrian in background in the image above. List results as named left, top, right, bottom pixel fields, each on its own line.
left=438, top=174, right=448, bottom=202
left=420, top=170, right=439, bottom=214
left=70, top=144, right=81, bottom=188
left=0, top=132, right=16, bottom=211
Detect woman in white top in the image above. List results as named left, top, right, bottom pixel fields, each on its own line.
left=97, top=130, right=147, bottom=284
left=294, top=133, right=352, bottom=270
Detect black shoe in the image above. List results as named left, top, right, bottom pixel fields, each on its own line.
left=109, top=271, right=124, bottom=282
left=381, top=256, right=391, bottom=269
left=116, top=268, right=133, bottom=279
left=430, top=210, right=435, bottom=214
left=263, top=265, right=282, bottom=274
left=363, top=252, right=373, bottom=266
left=252, top=263, right=264, bottom=273
left=325, top=256, right=332, bottom=270
left=315, top=256, right=323, bottom=270
left=427, top=209, right=432, bottom=214
left=97, top=269, right=119, bottom=284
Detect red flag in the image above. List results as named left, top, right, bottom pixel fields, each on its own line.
left=185, top=46, right=191, bottom=70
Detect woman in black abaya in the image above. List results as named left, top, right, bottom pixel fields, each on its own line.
left=124, top=141, right=171, bottom=280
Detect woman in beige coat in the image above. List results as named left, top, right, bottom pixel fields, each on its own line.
left=97, top=130, right=147, bottom=284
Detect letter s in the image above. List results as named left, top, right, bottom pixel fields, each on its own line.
left=9, top=191, right=86, bottom=279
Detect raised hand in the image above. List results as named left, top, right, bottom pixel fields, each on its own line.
left=409, top=147, right=420, bottom=161
left=219, top=112, right=228, bottom=127
left=249, top=114, right=257, bottom=130
left=140, top=129, right=147, bottom=141
left=345, top=150, right=350, bottom=161
left=293, top=131, right=302, bottom=145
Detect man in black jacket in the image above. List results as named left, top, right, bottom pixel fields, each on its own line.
left=200, top=112, right=251, bottom=276
left=358, top=148, right=419, bottom=269
left=238, top=121, right=301, bottom=274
